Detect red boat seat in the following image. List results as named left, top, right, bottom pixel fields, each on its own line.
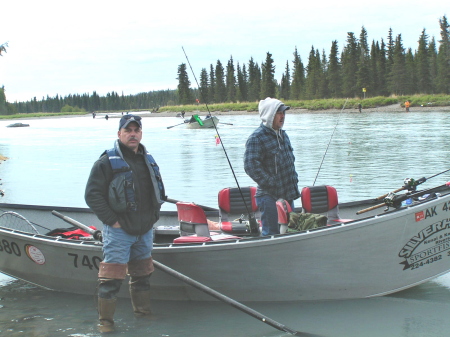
left=301, top=185, right=352, bottom=224
left=218, top=186, right=260, bottom=234
left=174, top=202, right=241, bottom=244
left=176, top=202, right=210, bottom=237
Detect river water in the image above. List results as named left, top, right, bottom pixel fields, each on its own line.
left=0, top=110, right=450, bottom=336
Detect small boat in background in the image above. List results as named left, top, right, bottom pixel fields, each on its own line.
left=6, top=123, right=30, bottom=128
left=185, top=114, right=219, bottom=129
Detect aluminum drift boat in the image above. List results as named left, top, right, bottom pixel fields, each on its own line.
left=1, top=183, right=450, bottom=302
left=185, top=114, right=219, bottom=129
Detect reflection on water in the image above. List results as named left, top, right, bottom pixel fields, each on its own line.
left=1, top=111, right=450, bottom=336
left=1, top=275, right=450, bottom=337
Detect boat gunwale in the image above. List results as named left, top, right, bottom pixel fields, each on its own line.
left=1, top=193, right=446, bottom=251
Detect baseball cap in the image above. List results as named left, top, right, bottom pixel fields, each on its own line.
left=119, top=114, right=142, bottom=130
left=277, top=104, right=290, bottom=113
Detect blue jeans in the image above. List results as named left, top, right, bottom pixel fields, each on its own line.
left=102, top=225, right=153, bottom=264
left=256, top=195, right=294, bottom=236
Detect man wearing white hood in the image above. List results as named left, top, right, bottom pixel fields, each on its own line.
left=244, top=97, right=300, bottom=236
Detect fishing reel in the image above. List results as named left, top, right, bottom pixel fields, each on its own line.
left=383, top=192, right=403, bottom=210
left=403, top=177, right=426, bottom=191
left=234, top=213, right=259, bottom=236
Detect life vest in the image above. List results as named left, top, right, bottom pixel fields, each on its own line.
left=47, top=226, right=97, bottom=240
left=106, top=140, right=165, bottom=212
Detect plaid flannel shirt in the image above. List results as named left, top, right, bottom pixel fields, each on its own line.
left=244, top=124, right=300, bottom=200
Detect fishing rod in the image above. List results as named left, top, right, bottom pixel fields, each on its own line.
left=376, top=168, right=450, bottom=200
left=312, top=98, right=348, bottom=186
left=181, top=47, right=259, bottom=235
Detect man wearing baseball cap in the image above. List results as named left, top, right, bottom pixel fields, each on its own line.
left=85, top=114, right=166, bottom=332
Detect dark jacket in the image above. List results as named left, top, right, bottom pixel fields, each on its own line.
left=85, top=141, right=162, bottom=235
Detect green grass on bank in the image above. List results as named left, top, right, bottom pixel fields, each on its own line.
left=1, top=95, right=450, bottom=119
left=158, top=95, right=450, bottom=113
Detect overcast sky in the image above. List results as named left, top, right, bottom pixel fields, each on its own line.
left=1, top=0, right=447, bottom=102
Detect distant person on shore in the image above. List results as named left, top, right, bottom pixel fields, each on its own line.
left=85, top=114, right=166, bottom=332
left=358, top=103, right=362, bottom=113
left=105, top=114, right=109, bottom=120
left=405, top=101, right=410, bottom=112
left=244, top=97, right=300, bottom=236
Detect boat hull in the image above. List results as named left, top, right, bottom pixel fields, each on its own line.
left=1, top=191, right=450, bottom=301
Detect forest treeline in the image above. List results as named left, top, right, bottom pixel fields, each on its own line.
left=1, top=15, right=449, bottom=115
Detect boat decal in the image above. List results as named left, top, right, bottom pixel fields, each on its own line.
left=399, top=218, right=450, bottom=270
left=25, top=244, right=45, bottom=265
left=68, top=253, right=102, bottom=270
left=415, top=206, right=438, bottom=222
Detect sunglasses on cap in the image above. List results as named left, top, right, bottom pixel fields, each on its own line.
left=119, top=114, right=142, bottom=130
left=122, top=115, right=142, bottom=121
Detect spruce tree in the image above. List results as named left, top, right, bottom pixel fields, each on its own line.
left=248, top=57, right=261, bottom=101
left=327, top=40, right=341, bottom=98
left=429, top=38, right=438, bottom=93
left=199, top=68, right=209, bottom=103
left=436, top=15, right=450, bottom=93
left=305, top=47, right=322, bottom=99
left=260, top=52, right=276, bottom=98
left=356, top=27, right=371, bottom=98
left=214, top=60, right=226, bottom=103
left=236, top=63, right=248, bottom=102
left=290, top=47, right=305, bottom=99
left=177, top=63, right=192, bottom=105
left=387, top=28, right=395, bottom=74
left=226, top=56, right=236, bottom=102
left=378, top=40, right=389, bottom=96
left=0, top=86, right=7, bottom=115
left=319, top=50, right=328, bottom=98
left=341, top=32, right=359, bottom=97
left=416, top=29, right=432, bottom=93
left=405, top=48, right=416, bottom=94
left=280, top=61, right=291, bottom=99
left=370, top=41, right=380, bottom=96
left=388, top=34, right=407, bottom=95
left=209, top=65, right=216, bottom=103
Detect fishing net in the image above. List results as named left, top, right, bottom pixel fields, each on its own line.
left=0, top=211, right=40, bottom=234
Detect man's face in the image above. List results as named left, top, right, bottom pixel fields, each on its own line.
left=272, top=110, right=285, bottom=130
left=117, top=122, right=142, bottom=152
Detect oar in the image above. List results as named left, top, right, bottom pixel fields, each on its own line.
left=152, top=260, right=319, bottom=337
left=167, top=122, right=187, bottom=129
left=165, top=197, right=218, bottom=211
left=52, top=210, right=103, bottom=241
left=50, top=211, right=318, bottom=337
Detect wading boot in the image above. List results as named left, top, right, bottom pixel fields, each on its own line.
left=97, top=263, right=127, bottom=333
left=97, top=297, right=116, bottom=333
left=128, top=258, right=154, bottom=316
left=130, top=288, right=152, bottom=316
